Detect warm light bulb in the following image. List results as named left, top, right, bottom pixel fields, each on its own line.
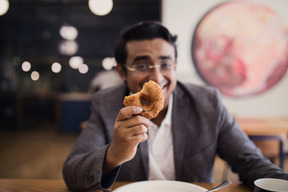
left=88, top=0, right=113, bottom=16
left=31, top=71, right=40, bottom=81
left=0, top=0, right=9, bottom=16
left=59, top=25, right=78, bottom=40
left=59, top=40, right=78, bottom=56
left=102, top=57, right=116, bottom=70
left=69, top=56, right=83, bottom=69
left=78, top=63, right=89, bottom=74
left=22, top=61, right=31, bottom=72
left=51, top=62, right=62, bottom=73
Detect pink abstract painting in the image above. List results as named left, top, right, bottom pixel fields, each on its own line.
left=192, top=1, right=288, bottom=97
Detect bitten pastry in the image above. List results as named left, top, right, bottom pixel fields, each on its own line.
left=123, top=80, right=164, bottom=119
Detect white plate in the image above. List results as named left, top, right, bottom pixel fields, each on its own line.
left=112, top=180, right=207, bottom=192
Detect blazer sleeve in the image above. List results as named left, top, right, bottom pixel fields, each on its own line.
left=214, top=89, right=288, bottom=188
left=62, top=93, right=120, bottom=191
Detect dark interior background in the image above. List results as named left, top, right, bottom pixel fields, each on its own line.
left=0, top=0, right=161, bottom=130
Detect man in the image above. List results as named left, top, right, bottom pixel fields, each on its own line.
left=63, top=21, right=288, bottom=191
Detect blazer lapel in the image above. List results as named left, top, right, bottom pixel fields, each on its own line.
left=172, top=88, right=188, bottom=180
left=139, top=141, right=149, bottom=179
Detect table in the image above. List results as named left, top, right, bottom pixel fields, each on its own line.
left=0, top=179, right=252, bottom=192
left=235, top=117, right=288, bottom=136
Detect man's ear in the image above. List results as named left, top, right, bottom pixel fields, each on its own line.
left=116, top=64, right=127, bottom=82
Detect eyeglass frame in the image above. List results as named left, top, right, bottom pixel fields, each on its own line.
left=123, top=61, right=176, bottom=76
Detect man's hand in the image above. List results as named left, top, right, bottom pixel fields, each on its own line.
left=103, top=106, right=151, bottom=174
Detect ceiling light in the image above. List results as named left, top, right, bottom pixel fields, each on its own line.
left=51, top=62, right=62, bottom=73
left=0, top=0, right=9, bottom=16
left=59, top=40, right=78, bottom=56
left=31, top=71, right=40, bottom=81
left=88, top=0, right=113, bottom=16
left=69, top=56, right=83, bottom=69
left=102, top=57, right=116, bottom=70
left=78, top=63, right=89, bottom=74
left=59, top=24, right=78, bottom=40
left=21, top=61, right=31, bottom=72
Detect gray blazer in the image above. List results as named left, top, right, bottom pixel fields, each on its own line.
left=63, top=81, right=288, bottom=191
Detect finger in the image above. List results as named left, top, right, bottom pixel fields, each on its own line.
left=122, top=115, right=152, bottom=132
left=132, top=132, right=148, bottom=143
left=114, top=116, right=150, bottom=137
left=113, top=116, right=151, bottom=145
left=117, top=106, right=143, bottom=121
left=129, top=124, right=148, bottom=136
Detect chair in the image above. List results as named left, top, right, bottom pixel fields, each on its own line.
left=249, top=135, right=286, bottom=169
left=222, top=134, right=286, bottom=182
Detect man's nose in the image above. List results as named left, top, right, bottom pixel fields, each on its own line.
left=149, top=65, right=164, bottom=82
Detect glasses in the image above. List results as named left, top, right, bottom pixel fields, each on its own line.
left=124, top=62, right=175, bottom=76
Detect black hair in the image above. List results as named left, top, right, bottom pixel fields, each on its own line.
left=114, top=21, right=178, bottom=68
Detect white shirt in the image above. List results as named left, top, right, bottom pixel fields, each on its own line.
left=148, top=96, right=175, bottom=180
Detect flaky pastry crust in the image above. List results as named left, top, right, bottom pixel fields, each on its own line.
left=123, top=80, right=164, bottom=119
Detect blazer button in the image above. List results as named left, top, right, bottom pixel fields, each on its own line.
left=87, top=175, right=95, bottom=184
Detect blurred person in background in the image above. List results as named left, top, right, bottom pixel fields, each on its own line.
left=89, top=68, right=123, bottom=93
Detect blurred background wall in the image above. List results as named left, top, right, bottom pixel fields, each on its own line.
left=162, top=0, right=288, bottom=118
left=0, top=0, right=161, bottom=131
left=1, top=0, right=288, bottom=133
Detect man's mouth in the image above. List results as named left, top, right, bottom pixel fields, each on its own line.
left=160, top=83, right=168, bottom=95
left=139, top=80, right=168, bottom=93
left=160, top=83, right=167, bottom=90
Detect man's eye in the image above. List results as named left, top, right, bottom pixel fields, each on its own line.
left=160, top=63, right=171, bottom=69
left=135, top=64, right=149, bottom=70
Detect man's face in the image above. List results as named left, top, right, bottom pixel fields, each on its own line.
left=118, top=38, right=177, bottom=108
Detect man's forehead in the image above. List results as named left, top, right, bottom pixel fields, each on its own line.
left=126, top=38, right=174, bottom=51
left=126, top=39, right=175, bottom=61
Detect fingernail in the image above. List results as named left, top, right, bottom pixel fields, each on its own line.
left=136, top=106, right=143, bottom=113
